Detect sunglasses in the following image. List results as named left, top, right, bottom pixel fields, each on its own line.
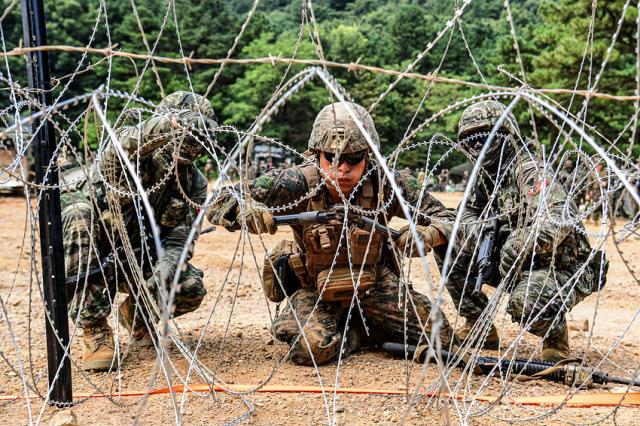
left=323, top=150, right=368, bottom=166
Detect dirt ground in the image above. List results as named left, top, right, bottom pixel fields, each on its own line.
left=0, top=192, right=639, bottom=425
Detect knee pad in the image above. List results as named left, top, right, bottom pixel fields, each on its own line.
left=507, top=295, right=562, bottom=337
left=288, top=329, right=341, bottom=366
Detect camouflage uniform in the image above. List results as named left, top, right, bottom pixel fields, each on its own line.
left=208, top=102, right=457, bottom=365
left=446, top=100, right=599, bottom=344
left=62, top=91, right=212, bottom=328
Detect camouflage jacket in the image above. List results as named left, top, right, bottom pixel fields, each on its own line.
left=208, top=159, right=456, bottom=257
left=460, top=150, right=592, bottom=270
left=84, top=112, right=207, bottom=278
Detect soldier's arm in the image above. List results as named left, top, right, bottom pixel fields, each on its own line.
left=457, top=195, right=486, bottom=251
left=115, top=115, right=176, bottom=157
left=394, top=170, right=455, bottom=244
left=514, top=159, right=573, bottom=254
left=155, top=168, right=208, bottom=280
left=101, top=110, right=200, bottom=170
left=206, top=166, right=309, bottom=229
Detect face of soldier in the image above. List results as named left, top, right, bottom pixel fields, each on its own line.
left=460, top=131, right=511, bottom=171
left=319, top=150, right=367, bottom=199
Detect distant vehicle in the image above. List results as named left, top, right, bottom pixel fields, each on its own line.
left=253, top=143, right=291, bottom=167
left=0, top=129, right=32, bottom=195
left=249, top=143, right=293, bottom=178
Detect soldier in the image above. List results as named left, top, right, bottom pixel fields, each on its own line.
left=207, top=101, right=457, bottom=365
left=62, top=91, right=216, bottom=370
left=438, top=168, right=450, bottom=191
left=204, top=158, right=214, bottom=181
left=558, top=159, right=574, bottom=190
left=585, top=163, right=608, bottom=224
left=444, top=100, right=605, bottom=362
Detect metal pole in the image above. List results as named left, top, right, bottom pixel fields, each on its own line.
left=21, top=0, right=73, bottom=406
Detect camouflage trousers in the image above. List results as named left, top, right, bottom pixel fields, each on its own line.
left=271, top=266, right=455, bottom=366
left=442, top=249, right=593, bottom=340
left=61, top=191, right=206, bottom=328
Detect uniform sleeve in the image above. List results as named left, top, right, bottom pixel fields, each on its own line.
left=155, top=168, right=208, bottom=280
left=206, top=166, right=309, bottom=229
left=395, top=170, right=456, bottom=240
left=513, top=159, right=573, bottom=254
left=101, top=114, right=175, bottom=175
left=458, top=192, right=485, bottom=250
left=102, top=106, right=211, bottom=176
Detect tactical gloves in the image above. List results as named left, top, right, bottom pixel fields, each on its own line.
left=395, top=224, right=441, bottom=257
left=240, top=199, right=277, bottom=235
left=499, top=229, right=535, bottom=278
left=146, top=258, right=175, bottom=290
left=172, top=110, right=217, bottom=134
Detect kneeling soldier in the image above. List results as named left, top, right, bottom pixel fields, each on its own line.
left=446, top=100, right=606, bottom=362
left=62, top=91, right=215, bottom=370
left=207, top=102, right=457, bottom=365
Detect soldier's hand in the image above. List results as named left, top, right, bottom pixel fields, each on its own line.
left=175, top=111, right=217, bottom=135
left=145, top=259, right=174, bottom=289
left=395, top=224, right=442, bottom=256
left=499, top=230, right=533, bottom=277
left=207, top=197, right=238, bottom=230
left=240, top=199, right=277, bottom=235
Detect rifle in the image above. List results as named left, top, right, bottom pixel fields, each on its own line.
left=473, top=215, right=499, bottom=296
left=382, top=342, right=637, bottom=388
left=272, top=205, right=402, bottom=240
left=65, top=245, right=149, bottom=289
left=65, top=226, right=217, bottom=289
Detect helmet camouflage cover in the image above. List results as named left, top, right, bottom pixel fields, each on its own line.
left=158, top=91, right=217, bottom=122
left=157, top=91, right=218, bottom=162
left=458, top=100, right=519, bottom=140
left=308, top=102, right=380, bottom=153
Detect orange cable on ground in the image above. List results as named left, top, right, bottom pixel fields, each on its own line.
left=1, top=384, right=639, bottom=408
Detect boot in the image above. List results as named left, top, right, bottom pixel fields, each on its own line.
left=81, top=319, right=117, bottom=371
left=118, top=296, right=154, bottom=347
left=541, top=325, right=570, bottom=363
left=456, top=317, right=500, bottom=350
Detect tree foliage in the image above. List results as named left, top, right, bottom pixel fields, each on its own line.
left=2, top=0, right=638, bottom=168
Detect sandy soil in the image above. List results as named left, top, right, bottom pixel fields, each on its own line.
left=0, top=192, right=639, bottom=425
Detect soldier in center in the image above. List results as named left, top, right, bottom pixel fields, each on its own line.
left=207, top=102, right=457, bottom=365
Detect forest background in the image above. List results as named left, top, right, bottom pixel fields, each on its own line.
left=2, top=0, right=639, bottom=170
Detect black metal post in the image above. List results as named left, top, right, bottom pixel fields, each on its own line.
left=21, top=0, right=73, bottom=406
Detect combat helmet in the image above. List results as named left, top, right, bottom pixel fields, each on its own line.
left=158, top=91, right=217, bottom=121
left=308, top=102, right=379, bottom=154
left=157, top=91, right=218, bottom=163
left=457, top=99, right=519, bottom=140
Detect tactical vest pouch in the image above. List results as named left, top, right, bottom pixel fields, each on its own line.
left=316, top=266, right=375, bottom=303
left=303, top=224, right=384, bottom=279
left=263, top=239, right=305, bottom=303
left=348, top=228, right=384, bottom=265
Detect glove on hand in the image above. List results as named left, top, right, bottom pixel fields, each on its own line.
left=207, top=197, right=238, bottom=230
left=240, top=199, right=277, bottom=235
left=395, top=224, right=441, bottom=257
left=145, top=259, right=175, bottom=290
left=499, top=229, right=534, bottom=278
left=172, top=111, right=217, bottom=135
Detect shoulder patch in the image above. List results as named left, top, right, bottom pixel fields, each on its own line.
left=527, top=178, right=550, bottom=196
left=254, top=175, right=275, bottom=190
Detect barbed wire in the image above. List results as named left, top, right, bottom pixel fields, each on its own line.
left=1, top=1, right=640, bottom=425
left=4, top=45, right=640, bottom=102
